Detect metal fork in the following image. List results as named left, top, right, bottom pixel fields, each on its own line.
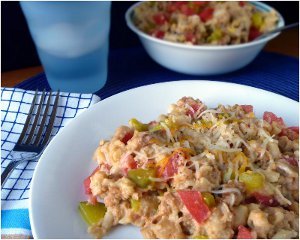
left=1, top=90, right=60, bottom=187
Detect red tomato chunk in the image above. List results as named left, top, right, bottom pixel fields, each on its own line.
left=239, top=1, right=246, bottom=7
left=248, top=26, right=261, bottom=41
left=178, top=190, right=210, bottom=224
left=279, top=126, right=299, bottom=141
left=121, top=131, right=134, bottom=144
left=252, top=192, right=280, bottom=207
left=263, top=111, right=285, bottom=126
left=240, top=105, right=253, bottom=113
left=121, top=154, right=137, bottom=175
left=162, top=152, right=182, bottom=178
left=283, top=156, right=298, bottom=167
left=237, top=225, right=253, bottom=239
left=153, top=13, right=168, bottom=25
left=152, top=30, right=165, bottom=39
left=84, top=167, right=99, bottom=195
left=199, top=7, right=214, bottom=22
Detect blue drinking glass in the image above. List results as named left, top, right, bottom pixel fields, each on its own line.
left=20, top=1, right=111, bottom=93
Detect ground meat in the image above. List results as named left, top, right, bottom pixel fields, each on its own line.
left=247, top=209, right=273, bottom=238
left=172, top=166, right=196, bottom=190
left=232, top=205, right=249, bottom=229
left=267, top=142, right=282, bottom=160
left=126, top=131, right=150, bottom=152
left=90, top=173, right=134, bottom=202
left=272, top=229, right=298, bottom=239
left=141, top=215, right=185, bottom=239
left=204, top=203, right=234, bottom=238
left=141, top=192, right=185, bottom=238
left=265, top=206, right=298, bottom=233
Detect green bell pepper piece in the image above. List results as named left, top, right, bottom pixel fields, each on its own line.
left=207, top=28, right=222, bottom=42
left=130, top=198, right=141, bottom=212
left=128, top=168, right=156, bottom=188
left=78, top=201, right=106, bottom=225
left=129, top=118, right=149, bottom=132
left=252, top=12, right=263, bottom=28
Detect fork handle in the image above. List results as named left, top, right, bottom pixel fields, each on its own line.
left=1, top=161, right=24, bottom=187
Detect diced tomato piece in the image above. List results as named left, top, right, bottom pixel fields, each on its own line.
left=83, top=167, right=99, bottom=195
left=128, top=158, right=137, bottom=169
left=121, top=154, right=137, bottom=175
left=248, top=26, right=261, bottom=41
left=244, top=193, right=280, bottom=207
left=185, top=32, right=196, bottom=44
left=263, top=111, right=285, bottom=126
left=167, top=1, right=187, bottom=13
left=252, top=192, right=280, bottom=207
left=239, top=1, right=245, bottom=7
left=153, top=13, right=168, bottom=25
left=174, top=1, right=186, bottom=8
left=158, top=149, right=190, bottom=178
left=192, top=103, right=200, bottom=112
left=288, top=126, right=299, bottom=134
left=152, top=30, right=165, bottom=39
left=180, top=4, right=195, bottom=16
left=167, top=3, right=179, bottom=13
left=121, top=131, right=134, bottom=144
left=279, top=126, right=299, bottom=140
left=178, top=190, right=210, bottom=224
left=283, top=156, right=298, bottom=167
left=244, top=195, right=257, bottom=204
left=199, top=7, right=214, bottom=22
left=186, top=103, right=201, bottom=117
left=162, top=160, right=177, bottom=178
left=162, top=152, right=182, bottom=178
left=99, top=163, right=111, bottom=174
left=241, top=105, right=253, bottom=113
left=194, top=1, right=207, bottom=6
left=83, top=178, right=92, bottom=194
left=237, top=225, right=253, bottom=239
left=88, top=195, right=98, bottom=205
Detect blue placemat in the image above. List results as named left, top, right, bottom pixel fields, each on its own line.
left=16, top=46, right=299, bottom=101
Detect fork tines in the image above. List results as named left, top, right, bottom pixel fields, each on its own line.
left=16, top=90, right=60, bottom=148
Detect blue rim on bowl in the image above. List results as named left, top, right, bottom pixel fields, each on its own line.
left=125, top=1, right=285, bottom=50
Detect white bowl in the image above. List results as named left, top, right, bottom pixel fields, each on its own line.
left=125, top=2, right=284, bottom=75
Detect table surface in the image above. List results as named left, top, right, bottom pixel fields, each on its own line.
left=2, top=29, right=299, bottom=87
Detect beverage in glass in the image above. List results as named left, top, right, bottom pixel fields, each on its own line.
left=20, top=1, right=111, bottom=93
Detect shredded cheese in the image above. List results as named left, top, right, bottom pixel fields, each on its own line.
left=229, top=193, right=236, bottom=207
left=198, top=109, right=221, bottom=119
left=161, top=122, right=175, bottom=143
left=276, top=162, right=298, bottom=177
left=194, top=104, right=206, bottom=119
left=192, top=160, right=200, bottom=178
left=184, top=103, right=195, bottom=114
left=207, top=145, right=242, bottom=153
left=211, top=187, right=242, bottom=195
left=234, top=159, right=239, bottom=182
left=272, top=185, right=292, bottom=205
left=149, top=177, right=168, bottom=182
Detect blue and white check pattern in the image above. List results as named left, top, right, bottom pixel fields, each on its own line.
left=1, top=88, right=100, bottom=236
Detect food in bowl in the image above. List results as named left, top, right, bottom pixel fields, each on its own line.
left=132, top=1, right=279, bottom=45
left=125, top=1, right=283, bottom=75
left=79, top=97, right=299, bottom=239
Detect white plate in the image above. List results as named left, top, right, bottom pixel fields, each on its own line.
left=30, top=81, right=299, bottom=238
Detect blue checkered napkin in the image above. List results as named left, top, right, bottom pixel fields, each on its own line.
left=1, top=87, right=100, bottom=237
